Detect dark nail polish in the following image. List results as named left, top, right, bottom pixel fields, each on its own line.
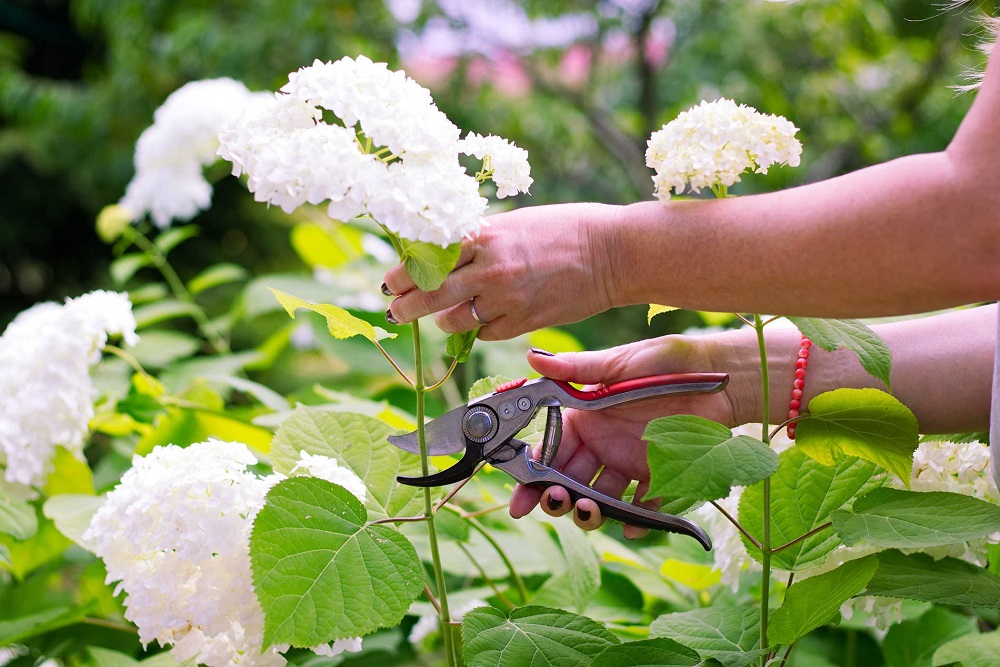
left=577, top=508, right=592, bottom=522
left=385, top=309, right=399, bottom=325
left=546, top=496, right=563, bottom=511
left=381, top=282, right=393, bottom=296
left=529, top=347, right=555, bottom=357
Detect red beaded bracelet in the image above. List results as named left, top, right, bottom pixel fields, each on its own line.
left=786, top=336, right=812, bottom=439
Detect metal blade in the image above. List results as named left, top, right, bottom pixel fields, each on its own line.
left=386, top=404, right=469, bottom=456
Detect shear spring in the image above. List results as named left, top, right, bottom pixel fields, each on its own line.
left=540, top=406, right=562, bottom=466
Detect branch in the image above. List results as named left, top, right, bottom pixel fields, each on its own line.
left=771, top=522, right=832, bottom=553
left=710, top=500, right=762, bottom=551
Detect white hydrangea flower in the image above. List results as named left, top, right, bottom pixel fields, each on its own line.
left=839, top=596, right=904, bottom=640
left=290, top=450, right=368, bottom=503
left=459, top=132, right=532, bottom=198
left=408, top=599, right=487, bottom=645
left=121, top=78, right=268, bottom=228
left=646, top=98, right=802, bottom=200
left=694, top=485, right=758, bottom=591
left=0, top=290, right=137, bottom=487
left=84, top=441, right=363, bottom=667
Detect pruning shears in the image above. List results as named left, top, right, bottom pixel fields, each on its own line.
left=387, top=373, right=730, bottom=550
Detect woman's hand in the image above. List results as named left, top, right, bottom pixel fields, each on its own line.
left=382, top=203, right=623, bottom=340
left=508, top=333, right=754, bottom=539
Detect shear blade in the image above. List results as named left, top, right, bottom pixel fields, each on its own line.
left=387, top=404, right=469, bottom=456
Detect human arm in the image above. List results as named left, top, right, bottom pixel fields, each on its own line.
left=509, top=304, right=996, bottom=534
left=383, top=50, right=1000, bottom=340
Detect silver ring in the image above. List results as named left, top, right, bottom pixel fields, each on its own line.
left=470, top=297, right=488, bottom=325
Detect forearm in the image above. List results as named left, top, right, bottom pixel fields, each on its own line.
left=605, top=151, right=1000, bottom=318
left=717, top=305, right=996, bottom=434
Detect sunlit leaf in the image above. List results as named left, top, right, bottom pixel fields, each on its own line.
left=0, top=491, right=37, bottom=541
left=42, top=495, right=104, bottom=551
left=462, top=605, right=619, bottom=667
left=270, top=288, right=395, bottom=342
left=250, top=478, right=423, bottom=645
left=400, top=240, right=461, bottom=291
left=786, top=317, right=892, bottom=388
left=648, top=304, right=678, bottom=324
left=797, top=388, right=919, bottom=485
left=291, top=222, right=363, bottom=268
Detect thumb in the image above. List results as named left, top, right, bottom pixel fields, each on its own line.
left=526, top=348, right=625, bottom=385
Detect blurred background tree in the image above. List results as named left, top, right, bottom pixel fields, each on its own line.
left=0, top=0, right=991, bottom=346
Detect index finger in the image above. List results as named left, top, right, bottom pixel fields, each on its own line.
left=381, top=239, right=478, bottom=296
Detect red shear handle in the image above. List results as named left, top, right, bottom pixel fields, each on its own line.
left=551, top=373, right=728, bottom=410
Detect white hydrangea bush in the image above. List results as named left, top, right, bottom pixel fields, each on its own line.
left=218, top=56, right=532, bottom=246
left=0, top=290, right=137, bottom=488
left=645, top=97, right=802, bottom=200
left=84, top=441, right=367, bottom=667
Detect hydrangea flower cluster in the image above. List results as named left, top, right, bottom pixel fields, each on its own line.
left=84, top=441, right=366, bottom=667
left=645, top=98, right=802, bottom=200
left=218, top=56, right=532, bottom=246
left=121, top=78, right=267, bottom=228
left=0, top=290, right=137, bottom=487
left=459, top=133, right=533, bottom=198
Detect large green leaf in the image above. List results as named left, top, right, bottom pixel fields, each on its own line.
left=796, top=388, right=919, bottom=486
left=462, top=605, right=619, bottom=667
left=739, top=447, right=882, bottom=570
left=934, top=629, right=1000, bottom=666
left=645, top=415, right=778, bottom=502
left=250, top=477, right=424, bottom=646
left=592, top=638, right=703, bottom=667
left=0, top=492, right=37, bottom=541
left=769, top=557, right=878, bottom=645
left=271, top=288, right=395, bottom=342
left=269, top=407, right=420, bottom=520
left=786, top=317, right=892, bottom=388
left=831, top=488, right=1000, bottom=549
left=882, top=606, right=976, bottom=667
left=400, top=240, right=461, bottom=291
left=650, top=607, right=764, bottom=667
left=867, top=551, right=1000, bottom=608
left=532, top=519, right=601, bottom=613
left=42, top=494, right=105, bottom=551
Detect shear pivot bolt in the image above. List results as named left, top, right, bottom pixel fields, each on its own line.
left=463, top=406, right=499, bottom=443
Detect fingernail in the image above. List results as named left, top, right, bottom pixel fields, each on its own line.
left=385, top=309, right=399, bottom=325
left=529, top=347, right=555, bottom=357
left=381, top=282, right=393, bottom=296
left=546, top=496, right=563, bottom=511
left=577, top=508, right=591, bottom=522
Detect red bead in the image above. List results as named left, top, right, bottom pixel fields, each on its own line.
left=798, top=348, right=810, bottom=359
left=794, top=368, right=806, bottom=379
left=801, top=338, right=812, bottom=348
left=793, top=378, right=805, bottom=390
left=796, top=358, right=808, bottom=369
left=791, top=388, right=803, bottom=399
left=787, top=424, right=796, bottom=439
left=788, top=409, right=800, bottom=419
left=790, top=399, right=801, bottom=410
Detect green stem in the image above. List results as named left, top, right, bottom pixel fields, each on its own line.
left=754, top=313, right=772, bottom=665
left=413, top=319, right=457, bottom=667
left=124, top=228, right=230, bottom=354
left=466, top=515, right=530, bottom=605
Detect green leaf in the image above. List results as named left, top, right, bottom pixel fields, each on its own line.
left=269, top=407, right=420, bottom=520
left=528, top=327, right=584, bottom=354
left=42, top=494, right=104, bottom=551
left=648, top=304, right=678, bottom=325
left=769, top=557, right=878, bottom=645
left=591, top=638, right=703, bottom=667
left=290, top=222, right=363, bottom=267
left=739, top=448, right=882, bottom=570
left=867, top=551, right=1000, bottom=608
left=0, top=492, right=37, bottom=541
left=270, top=288, right=395, bottom=342
left=446, top=329, right=478, bottom=363
left=650, top=607, right=763, bottom=667
left=153, top=225, right=199, bottom=255
left=0, top=544, right=9, bottom=568
left=0, top=605, right=91, bottom=646
left=934, top=628, right=1000, bottom=666
left=400, top=240, right=461, bottom=291
left=109, top=253, right=151, bottom=286
left=644, top=415, right=778, bottom=502
left=786, top=317, right=892, bottom=388
left=132, top=299, right=201, bottom=329
left=187, top=262, right=248, bottom=295
left=882, top=606, right=976, bottom=667
left=462, top=605, right=619, bottom=667
left=250, top=477, right=424, bottom=646
left=832, top=488, right=1000, bottom=549
left=533, top=520, right=601, bottom=613
left=130, top=329, right=200, bottom=369
left=797, top=388, right=919, bottom=486
left=469, top=375, right=513, bottom=400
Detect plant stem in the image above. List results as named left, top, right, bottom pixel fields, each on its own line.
left=754, top=313, right=772, bottom=666
left=772, top=522, right=833, bottom=553
left=413, top=319, right=457, bottom=667
left=374, top=340, right=415, bottom=387
left=709, top=499, right=762, bottom=551
left=124, top=228, right=230, bottom=354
